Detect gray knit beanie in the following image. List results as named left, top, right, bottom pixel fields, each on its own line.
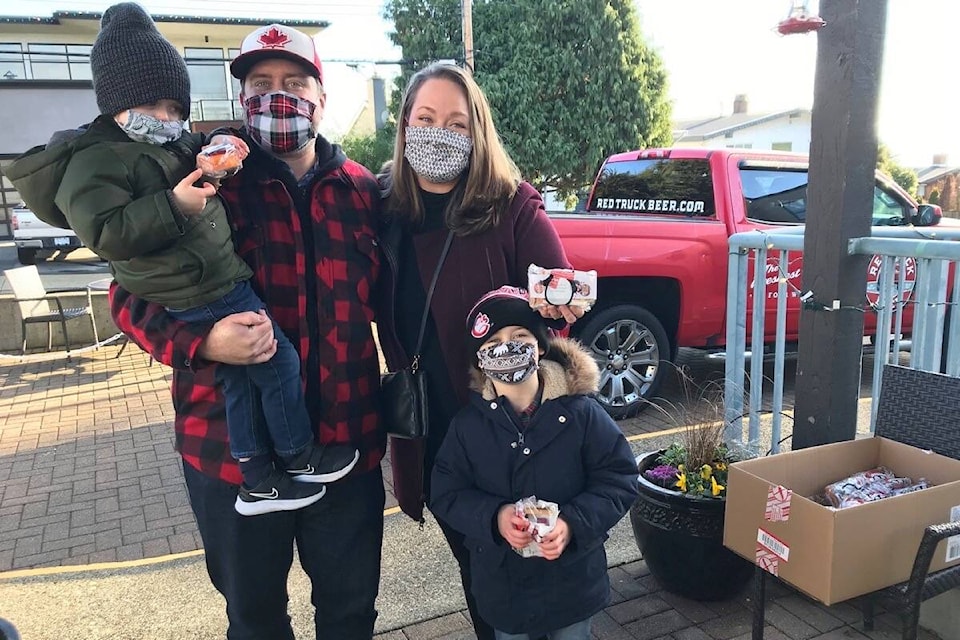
left=90, top=3, right=191, bottom=118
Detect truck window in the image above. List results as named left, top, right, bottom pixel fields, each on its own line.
left=589, top=159, right=715, bottom=217
left=741, top=169, right=808, bottom=224
left=740, top=167, right=912, bottom=226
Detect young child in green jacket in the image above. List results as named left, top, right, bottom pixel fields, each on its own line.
left=8, top=2, right=357, bottom=515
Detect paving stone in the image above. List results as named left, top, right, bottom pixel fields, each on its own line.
left=590, top=610, right=635, bottom=640
left=658, top=591, right=720, bottom=625
left=775, top=595, right=847, bottom=633
left=698, top=609, right=754, bottom=640
left=806, top=628, right=872, bottom=640
left=610, top=566, right=654, bottom=600
left=607, top=594, right=673, bottom=624
left=623, top=609, right=692, bottom=640
left=729, top=626, right=792, bottom=640
left=763, top=602, right=821, bottom=640
left=673, top=626, right=716, bottom=640
left=401, top=612, right=472, bottom=640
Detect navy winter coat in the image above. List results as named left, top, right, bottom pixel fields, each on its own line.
left=430, top=338, right=640, bottom=637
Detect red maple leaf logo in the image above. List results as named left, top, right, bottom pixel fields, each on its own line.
left=258, top=27, right=291, bottom=49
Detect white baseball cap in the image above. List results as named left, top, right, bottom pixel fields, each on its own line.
left=230, top=24, right=323, bottom=83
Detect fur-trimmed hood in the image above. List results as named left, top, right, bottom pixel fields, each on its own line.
left=469, top=336, right=600, bottom=401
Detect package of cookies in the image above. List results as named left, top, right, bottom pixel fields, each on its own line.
left=197, top=142, right=243, bottom=178
left=513, top=496, right=559, bottom=557
left=527, top=264, right=597, bottom=308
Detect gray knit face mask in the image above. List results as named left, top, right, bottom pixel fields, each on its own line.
left=404, top=126, right=473, bottom=184
left=118, top=110, right=184, bottom=145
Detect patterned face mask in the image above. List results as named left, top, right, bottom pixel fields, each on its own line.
left=244, top=91, right=317, bottom=155
left=118, top=110, right=185, bottom=145
left=477, top=341, right=539, bottom=385
left=404, top=126, right=473, bottom=184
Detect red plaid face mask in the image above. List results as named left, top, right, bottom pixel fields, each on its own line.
left=243, top=91, right=317, bottom=155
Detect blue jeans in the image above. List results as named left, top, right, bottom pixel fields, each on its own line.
left=183, top=460, right=385, bottom=639
left=494, top=618, right=592, bottom=640
left=169, top=281, right=311, bottom=459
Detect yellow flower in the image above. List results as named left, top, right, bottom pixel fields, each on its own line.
left=711, top=476, right=725, bottom=496
left=678, top=463, right=685, bottom=472
left=700, top=464, right=712, bottom=480
left=716, top=462, right=728, bottom=471
left=675, top=472, right=688, bottom=492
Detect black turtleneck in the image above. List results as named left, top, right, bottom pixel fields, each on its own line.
left=394, top=188, right=462, bottom=496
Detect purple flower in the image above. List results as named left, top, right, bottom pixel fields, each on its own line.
left=645, top=464, right=680, bottom=485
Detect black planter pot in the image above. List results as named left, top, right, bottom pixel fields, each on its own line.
left=630, top=451, right=754, bottom=601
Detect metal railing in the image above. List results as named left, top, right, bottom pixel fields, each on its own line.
left=724, top=225, right=960, bottom=456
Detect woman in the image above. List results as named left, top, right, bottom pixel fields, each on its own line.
left=376, top=62, right=582, bottom=640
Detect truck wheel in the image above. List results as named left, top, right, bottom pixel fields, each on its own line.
left=16, top=248, right=37, bottom=265
left=574, top=305, right=671, bottom=419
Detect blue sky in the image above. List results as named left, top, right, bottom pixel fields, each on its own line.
left=5, top=1, right=954, bottom=167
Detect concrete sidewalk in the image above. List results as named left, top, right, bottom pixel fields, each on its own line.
left=0, top=343, right=939, bottom=639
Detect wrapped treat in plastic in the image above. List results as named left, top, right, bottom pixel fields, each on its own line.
left=528, top=264, right=597, bottom=308
left=513, top=496, right=559, bottom=558
left=824, top=467, right=930, bottom=508
left=197, top=142, right=243, bottom=178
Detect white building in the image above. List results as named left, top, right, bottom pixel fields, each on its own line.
left=673, top=94, right=811, bottom=154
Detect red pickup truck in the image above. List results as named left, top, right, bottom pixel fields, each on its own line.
left=550, top=147, right=944, bottom=417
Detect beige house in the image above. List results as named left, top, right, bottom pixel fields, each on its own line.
left=0, top=10, right=328, bottom=239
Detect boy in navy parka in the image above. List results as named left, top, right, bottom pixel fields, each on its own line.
left=430, top=286, right=640, bottom=640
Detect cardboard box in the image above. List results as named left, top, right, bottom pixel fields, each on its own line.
left=723, top=437, right=960, bottom=605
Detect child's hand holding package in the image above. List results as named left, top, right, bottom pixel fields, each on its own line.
left=513, top=496, right=560, bottom=558
left=497, top=504, right=534, bottom=550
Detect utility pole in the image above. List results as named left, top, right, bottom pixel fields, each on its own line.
left=792, top=0, right=889, bottom=449
left=461, top=0, right=474, bottom=73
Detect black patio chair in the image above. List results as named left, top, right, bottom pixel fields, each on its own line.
left=860, top=364, right=960, bottom=640
left=751, top=363, right=960, bottom=640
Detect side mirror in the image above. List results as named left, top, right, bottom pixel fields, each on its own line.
left=912, top=204, right=942, bottom=227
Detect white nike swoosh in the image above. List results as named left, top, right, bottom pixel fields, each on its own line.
left=248, top=488, right=279, bottom=499
left=288, top=464, right=315, bottom=474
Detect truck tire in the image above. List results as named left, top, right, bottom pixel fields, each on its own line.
left=16, top=248, right=37, bottom=265
left=574, top=304, right=671, bottom=419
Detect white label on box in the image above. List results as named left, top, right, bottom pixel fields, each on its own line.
left=946, top=505, right=960, bottom=563
left=765, top=484, right=792, bottom=522
left=757, top=527, right=790, bottom=562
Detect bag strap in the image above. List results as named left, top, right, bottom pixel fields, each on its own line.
left=412, top=229, right=454, bottom=370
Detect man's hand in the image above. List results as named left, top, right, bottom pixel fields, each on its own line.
left=171, top=168, right=217, bottom=216
left=497, top=504, right=533, bottom=550
left=538, top=517, right=571, bottom=560
left=197, top=310, right=277, bottom=365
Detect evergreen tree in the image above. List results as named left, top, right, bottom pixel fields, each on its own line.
left=384, top=0, right=672, bottom=198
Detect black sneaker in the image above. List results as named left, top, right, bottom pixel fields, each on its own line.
left=286, top=444, right=360, bottom=484
left=235, top=469, right=326, bottom=516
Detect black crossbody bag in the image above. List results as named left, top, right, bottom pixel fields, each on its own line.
left=381, top=230, right=454, bottom=439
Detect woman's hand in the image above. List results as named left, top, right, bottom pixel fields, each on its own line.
left=538, top=304, right=587, bottom=324
left=497, top=504, right=533, bottom=550
left=538, top=517, right=571, bottom=560
left=197, top=310, right=277, bottom=365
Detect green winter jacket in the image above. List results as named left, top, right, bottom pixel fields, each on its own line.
left=7, top=115, right=251, bottom=308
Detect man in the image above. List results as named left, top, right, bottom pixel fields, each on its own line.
left=110, top=23, right=385, bottom=639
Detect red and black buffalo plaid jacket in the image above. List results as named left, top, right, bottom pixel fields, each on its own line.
left=110, top=135, right=384, bottom=485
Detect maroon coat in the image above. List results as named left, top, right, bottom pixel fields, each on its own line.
left=376, top=181, right=571, bottom=520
